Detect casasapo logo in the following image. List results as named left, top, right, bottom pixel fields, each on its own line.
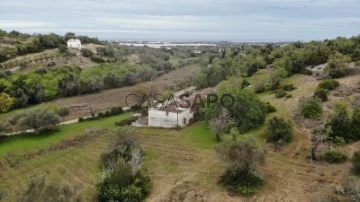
left=125, top=93, right=235, bottom=108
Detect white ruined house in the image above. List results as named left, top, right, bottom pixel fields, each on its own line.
left=132, top=86, right=215, bottom=129
left=67, top=39, right=81, bottom=49
left=148, top=104, right=195, bottom=128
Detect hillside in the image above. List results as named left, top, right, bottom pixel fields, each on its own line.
left=0, top=32, right=360, bottom=202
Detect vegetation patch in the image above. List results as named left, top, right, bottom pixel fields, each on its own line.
left=318, top=79, right=340, bottom=91
left=322, top=150, right=347, bottom=163
left=298, top=97, right=323, bottom=119
left=266, top=116, right=293, bottom=145
left=97, top=127, right=151, bottom=201
left=352, top=151, right=360, bottom=176
left=217, top=138, right=265, bottom=195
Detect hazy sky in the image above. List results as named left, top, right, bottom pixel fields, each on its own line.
left=0, top=0, right=360, bottom=41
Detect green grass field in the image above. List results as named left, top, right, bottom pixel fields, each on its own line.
left=0, top=113, right=131, bottom=156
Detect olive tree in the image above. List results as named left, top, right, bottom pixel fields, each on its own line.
left=217, top=138, right=266, bottom=195
left=209, top=107, right=233, bottom=141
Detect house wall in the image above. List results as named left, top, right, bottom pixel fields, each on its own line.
left=148, top=108, right=194, bottom=128
left=67, top=41, right=81, bottom=48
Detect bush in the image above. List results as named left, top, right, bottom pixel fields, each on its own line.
left=220, top=168, right=264, bottom=195
left=286, top=94, right=293, bottom=98
left=115, top=116, right=139, bottom=126
left=298, top=97, right=323, bottom=119
left=314, top=88, right=329, bottom=102
left=323, top=150, right=347, bottom=163
left=318, top=79, right=340, bottom=91
left=58, top=107, right=70, bottom=117
left=80, top=48, right=93, bottom=57
left=91, top=56, right=105, bottom=63
left=217, top=138, right=265, bottom=195
left=282, top=84, right=296, bottom=91
left=17, top=174, right=81, bottom=202
left=10, top=108, right=60, bottom=132
left=97, top=112, right=105, bottom=118
left=352, top=151, right=360, bottom=176
left=265, top=102, right=276, bottom=113
left=326, top=104, right=360, bottom=142
left=97, top=127, right=151, bottom=202
left=97, top=168, right=151, bottom=202
left=274, top=89, right=287, bottom=98
left=110, top=106, right=123, bottom=115
left=104, top=111, right=111, bottom=117
left=78, top=117, right=84, bottom=122
left=266, top=116, right=293, bottom=144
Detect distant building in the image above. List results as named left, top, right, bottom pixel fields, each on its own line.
left=67, top=39, right=81, bottom=49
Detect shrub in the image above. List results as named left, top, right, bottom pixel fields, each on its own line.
left=326, top=104, right=360, bottom=142
left=266, top=116, right=293, bottom=144
left=318, top=79, right=340, bottom=91
left=58, top=107, right=70, bottom=117
left=91, top=56, right=105, bottom=63
left=78, top=117, right=84, bottom=122
left=352, top=151, right=360, bottom=176
left=110, top=106, right=123, bottom=115
left=217, top=138, right=265, bottom=195
left=17, top=174, right=81, bottom=202
left=97, top=112, right=105, bottom=118
left=314, top=88, right=329, bottom=102
left=0, top=93, right=14, bottom=112
left=323, top=150, right=347, bottom=163
left=104, top=111, right=111, bottom=117
left=286, top=94, right=293, bottom=98
left=265, top=102, right=276, bottom=113
left=274, top=89, right=287, bottom=98
left=282, top=84, right=296, bottom=91
left=220, top=168, right=264, bottom=195
left=97, top=127, right=151, bottom=202
left=115, top=116, right=139, bottom=126
left=10, top=108, right=60, bottom=132
left=80, top=48, right=93, bottom=57
left=298, top=97, right=323, bottom=119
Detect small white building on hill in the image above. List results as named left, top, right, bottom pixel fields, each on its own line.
left=67, top=39, right=81, bottom=49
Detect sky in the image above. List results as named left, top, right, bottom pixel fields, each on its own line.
left=0, top=0, right=360, bottom=41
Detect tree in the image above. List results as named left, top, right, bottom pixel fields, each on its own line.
left=311, top=126, right=331, bottom=161
left=217, top=138, right=265, bottom=195
left=326, top=104, right=359, bottom=142
left=10, top=108, right=60, bottom=132
left=0, top=93, right=14, bottom=112
left=217, top=87, right=267, bottom=133
left=64, top=32, right=76, bottom=41
left=266, top=116, right=293, bottom=145
left=209, top=108, right=233, bottom=141
left=130, top=84, right=159, bottom=107
left=268, top=66, right=288, bottom=89
left=58, top=44, right=68, bottom=54
left=103, top=72, right=123, bottom=88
